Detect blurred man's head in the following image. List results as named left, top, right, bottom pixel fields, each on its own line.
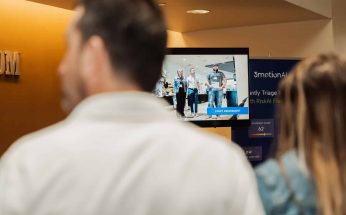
left=213, top=65, right=219, bottom=72
left=58, top=0, right=167, bottom=112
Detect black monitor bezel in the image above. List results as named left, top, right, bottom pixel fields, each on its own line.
left=165, top=48, right=251, bottom=128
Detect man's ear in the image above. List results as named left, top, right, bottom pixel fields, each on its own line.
left=80, top=36, right=111, bottom=85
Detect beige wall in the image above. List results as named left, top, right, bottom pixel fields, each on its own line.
left=168, top=19, right=334, bottom=58
left=167, top=30, right=186, bottom=48
left=167, top=0, right=345, bottom=58
left=285, top=0, right=332, bottom=18
left=332, top=0, right=346, bottom=54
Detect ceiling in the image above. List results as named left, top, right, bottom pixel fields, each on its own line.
left=27, top=0, right=328, bottom=32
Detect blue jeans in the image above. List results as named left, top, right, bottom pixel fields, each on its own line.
left=208, top=89, right=222, bottom=108
left=187, top=88, right=198, bottom=113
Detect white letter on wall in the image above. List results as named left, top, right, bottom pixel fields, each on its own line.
left=5, top=51, right=20, bottom=76
left=0, top=51, right=5, bottom=75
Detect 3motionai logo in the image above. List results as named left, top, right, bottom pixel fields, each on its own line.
left=0, top=51, right=20, bottom=76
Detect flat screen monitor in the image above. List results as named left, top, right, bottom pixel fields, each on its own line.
left=153, top=48, right=250, bottom=127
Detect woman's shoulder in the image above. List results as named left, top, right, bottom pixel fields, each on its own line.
left=255, top=150, right=317, bottom=215
left=255, top=156, right=287, bottom=205
left=256, top=151, right=298, bottom=182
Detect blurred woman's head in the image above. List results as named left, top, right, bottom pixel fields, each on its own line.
left=278, top=53, right=346, bottom=215
left=177, top=69, right=183, bottom=78
left=190, top=68, right=196, bottom=76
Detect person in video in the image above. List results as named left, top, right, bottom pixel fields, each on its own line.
left=154, top=76, right=166, bottom=97
left=173, top=69, right=187, bottom=117
left=187, top=68, right=200, bottom=117
left=0, top=0, right=265, bottom=214
left=226, top=79, right=238, bottom=107
left=256, top=53, right=346, bottom=215
left=206, top=64, right=226, bottom=117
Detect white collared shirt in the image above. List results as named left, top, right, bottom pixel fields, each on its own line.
left=0, top=92, right=264, bottom=215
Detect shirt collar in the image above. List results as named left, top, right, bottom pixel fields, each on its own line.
left=68, top=91, right=176, bottom=122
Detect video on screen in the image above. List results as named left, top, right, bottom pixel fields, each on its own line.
left=153, top=54, right=249, bottom=122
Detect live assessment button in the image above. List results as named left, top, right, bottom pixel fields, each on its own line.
left=207, top=107, right=249, bottom=115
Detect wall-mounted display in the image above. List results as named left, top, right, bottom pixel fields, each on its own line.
left=153, top=48, right=250, bottom=127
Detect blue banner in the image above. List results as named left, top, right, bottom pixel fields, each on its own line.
left=232, top=59, right=299, bottom=166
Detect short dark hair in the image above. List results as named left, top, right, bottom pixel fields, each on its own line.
left=77, top=0, right=167, bottom=91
